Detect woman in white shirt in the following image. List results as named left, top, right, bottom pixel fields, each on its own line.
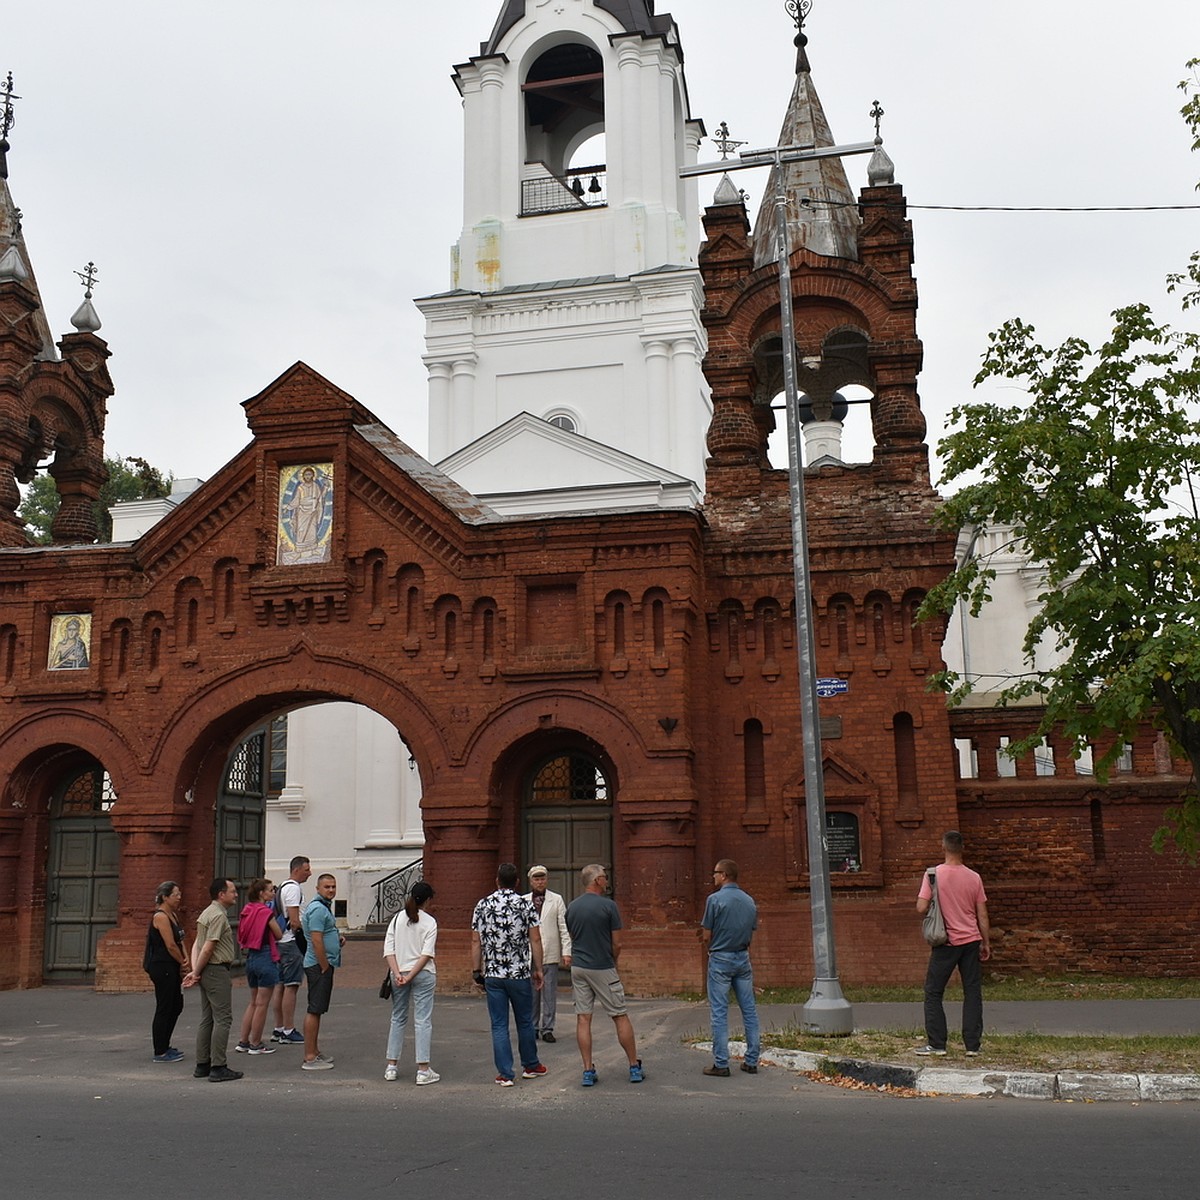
left=383, top=880, right=438, bottom=1083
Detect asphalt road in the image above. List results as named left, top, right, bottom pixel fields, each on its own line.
left=4, top=988, right=1198, bottom=1199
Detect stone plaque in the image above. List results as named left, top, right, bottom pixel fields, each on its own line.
left=826, top=811, right=861, bottom=872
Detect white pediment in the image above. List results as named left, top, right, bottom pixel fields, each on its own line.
left=436, top=413, right=701, bottom=516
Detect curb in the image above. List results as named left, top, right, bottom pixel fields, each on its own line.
left=703, top=1042, right=1200, bottom=1102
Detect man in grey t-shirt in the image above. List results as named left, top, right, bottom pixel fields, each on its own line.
left=564, top=864, right=643, bottom=1087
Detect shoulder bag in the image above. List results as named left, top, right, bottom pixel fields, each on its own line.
left=922, top=869, right=948, bottom=946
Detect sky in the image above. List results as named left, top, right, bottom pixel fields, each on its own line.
left=5, top=0, right=1197, bottom=486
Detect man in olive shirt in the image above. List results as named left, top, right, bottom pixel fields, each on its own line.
left=188, top=877, right=243, bottom=1082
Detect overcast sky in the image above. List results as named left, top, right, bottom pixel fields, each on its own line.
left=6, top=0, right=1196, bottom=486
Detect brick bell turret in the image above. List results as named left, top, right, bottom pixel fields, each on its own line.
left=698, top=18, right=928, bottom=510
left=0, top=73, right=113, bottom=547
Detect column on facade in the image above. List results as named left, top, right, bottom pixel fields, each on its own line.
left=356, top=707, right=407, bottom=849
left=669, top=337, right=699, bottom=480
left=450, top=357, right=478, bottom=452
left=478, top=59, right=507, bottom=221
left=426, top=361, right=453, bottom=464
left=643, top=340, right=670, bottom=470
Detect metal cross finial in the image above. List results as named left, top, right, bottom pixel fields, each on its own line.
left=74, top=261, right=99, bottom=298
left=712, top=121, right=747, bottom=161
left=1, top=72, right=19, bottom=142
left=870, top=100, right=885, bottom=140
left=785, top=0, right=814, bottom=35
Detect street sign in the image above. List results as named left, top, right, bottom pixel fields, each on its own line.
left=816, top=677, right=849, bottom=698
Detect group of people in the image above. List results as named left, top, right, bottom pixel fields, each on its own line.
left=144, top=831, right=992, bottom=1084
left=143, top=854, right=344, bottom=1080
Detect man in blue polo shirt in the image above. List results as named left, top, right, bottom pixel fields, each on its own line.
left=300, top=873, right=343, bottom=1071
left=700, top=859, right=761, bottom=1077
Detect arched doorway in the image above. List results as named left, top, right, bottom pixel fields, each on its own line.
left=522, top=750, right=612, bottom=904
left=44, top=764, right=119, bottom=978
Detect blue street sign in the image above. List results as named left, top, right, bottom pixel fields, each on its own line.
left=816, top=677, right=849, bottom=698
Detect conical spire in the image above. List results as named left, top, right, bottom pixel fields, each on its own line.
left=750, top=28, right=860, bottom=268
left=0, top=74, right=59, bottom=361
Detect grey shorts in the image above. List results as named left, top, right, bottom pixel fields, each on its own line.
left=571, top=966, right=626, bottom=1018
left=278, top=939, right=304, bottom=986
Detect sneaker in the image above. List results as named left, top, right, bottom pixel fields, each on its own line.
left=541, top=1031, right=556, bottom=1043
left=521, top=1063, right=548, bottom=1079
left=193, top=1062, right=211, bottom=1079
left=965, top=1049, right=981, bottom=1057
left=629, top=1060, right=645, bottom=1083
left=495, top=1075, right=515, bottom=1087
left=281, top=1029, right=305, bottom=1044
left=208, top=1066, right=244, bottom=1082
left=270, top=1028, right=288, bottom=1043
left=914, top=1045, right=947, bottom=1056
left=301, top=1057, right=334, bottom=1071
left=703, top=1064, right=730, bottom=1077
left=248, top=1043, right=276, bottom=1055
left=740, top=1062, right=758, bottom=1074
left=152, top=1049, right=184, bottom=1063
left=582, top=1067, right=598, bottom=1087
left=315, top=1052, right=335, bottom=1065
left=234, top=1041, right=253, bottom=1054
left=384, top=1065, right=398, bottom=1082
left=415, top=1068, right=440, bottom=1085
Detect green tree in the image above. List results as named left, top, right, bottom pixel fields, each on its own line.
left=923, top=61, right=1200, bottom=860
left=18, top=455, right=172, bottom=544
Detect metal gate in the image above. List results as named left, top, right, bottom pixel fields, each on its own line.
left=44, top=766, right=119, bottom=978
left=522, top=752, right=612, bottom=903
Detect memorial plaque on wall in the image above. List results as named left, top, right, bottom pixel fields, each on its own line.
left=826, top=811, right=861, bottom=872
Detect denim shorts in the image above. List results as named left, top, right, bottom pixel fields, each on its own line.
left=277, top=939, right=304, bottom=986
left=244, top=948, right=280, bottom=990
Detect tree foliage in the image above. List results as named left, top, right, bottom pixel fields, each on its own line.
left=18, top=455, right=172, bottom=544
left=923, top=61, right=1200, bottom=861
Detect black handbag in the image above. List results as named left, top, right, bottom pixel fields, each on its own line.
left=379, top=970, right=393, bottom=999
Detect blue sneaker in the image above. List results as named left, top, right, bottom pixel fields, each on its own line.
left=281, top=1029, right=305, bottom=1044
left=582, top=1066, right=598, bottom=1087
left=629, top=1060, right=644, bottom=1084
left=153, top=1048, right=184, bottom=1063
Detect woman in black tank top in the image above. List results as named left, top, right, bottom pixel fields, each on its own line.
left=143, top=881, right=189, bottom=1061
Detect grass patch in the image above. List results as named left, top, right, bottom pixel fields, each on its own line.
left=758, top=974, right=1200, bottom=1006
left=762, top=1024, right=1200, bottom=1074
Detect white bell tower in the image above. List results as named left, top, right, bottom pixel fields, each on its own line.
left=418, top=0, right=711, bottom=508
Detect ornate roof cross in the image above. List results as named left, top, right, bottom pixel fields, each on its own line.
left=786, top=0, right=814, bottom=39
left=870, top=100, right=885, bottom=140
left=712, top=121, right=746, bottom=161
left=1, top=72, right=18, bottom=142
left=74, top=261, right=99, bottom=298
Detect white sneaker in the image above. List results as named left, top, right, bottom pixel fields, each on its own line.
left=913, top=1045, right=947, bottom=1056
left=301, top=1057, right=334, bottom=1070
left=415, top=1068, right=440, bottom=1085
left=384, top=1064, right=398, bottom=1081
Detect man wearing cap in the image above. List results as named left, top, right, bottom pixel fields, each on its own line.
left=523, top=865, right=572, bottom=1042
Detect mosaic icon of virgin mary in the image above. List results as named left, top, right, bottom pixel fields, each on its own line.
left=48, top=613, right=91, bottom=670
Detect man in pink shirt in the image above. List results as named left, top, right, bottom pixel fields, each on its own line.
left=915, top=831, right=991, bottom=1056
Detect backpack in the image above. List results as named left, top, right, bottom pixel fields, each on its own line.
left=275, top=881, right=307, bottom=954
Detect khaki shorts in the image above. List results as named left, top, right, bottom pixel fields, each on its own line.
left=571, top=966, right=626, bottom=1018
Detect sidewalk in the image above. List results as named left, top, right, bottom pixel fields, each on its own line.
left=1, top=986, right=1196, bottom=1101
left=739, top=999, right=1200, bottom=1102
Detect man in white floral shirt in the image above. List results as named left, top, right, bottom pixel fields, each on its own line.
left=471, top=863, right=546, bottom=1086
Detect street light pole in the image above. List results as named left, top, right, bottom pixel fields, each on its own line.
left=682, top=135, right=873, bottom=1036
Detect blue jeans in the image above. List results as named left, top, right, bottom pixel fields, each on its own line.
left=484, top=976, right=540, bottom=1080
left=924, top=940, right=983, bottom=1051
left=387, top=968, right=435, bottom=1063
left=708, top=950, right=760, bottom=1069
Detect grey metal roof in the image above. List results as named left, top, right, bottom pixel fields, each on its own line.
left=481, top=1, right=676, bottom=57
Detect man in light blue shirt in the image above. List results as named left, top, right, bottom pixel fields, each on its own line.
left=700, top=859, right=760, bottom=1077
left=300, top=873, right=343, bottom=1070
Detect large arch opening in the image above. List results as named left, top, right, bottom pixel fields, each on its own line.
left=521, top=41, right=607, bottom=215
left=215, top=700, right=426, bottom=933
